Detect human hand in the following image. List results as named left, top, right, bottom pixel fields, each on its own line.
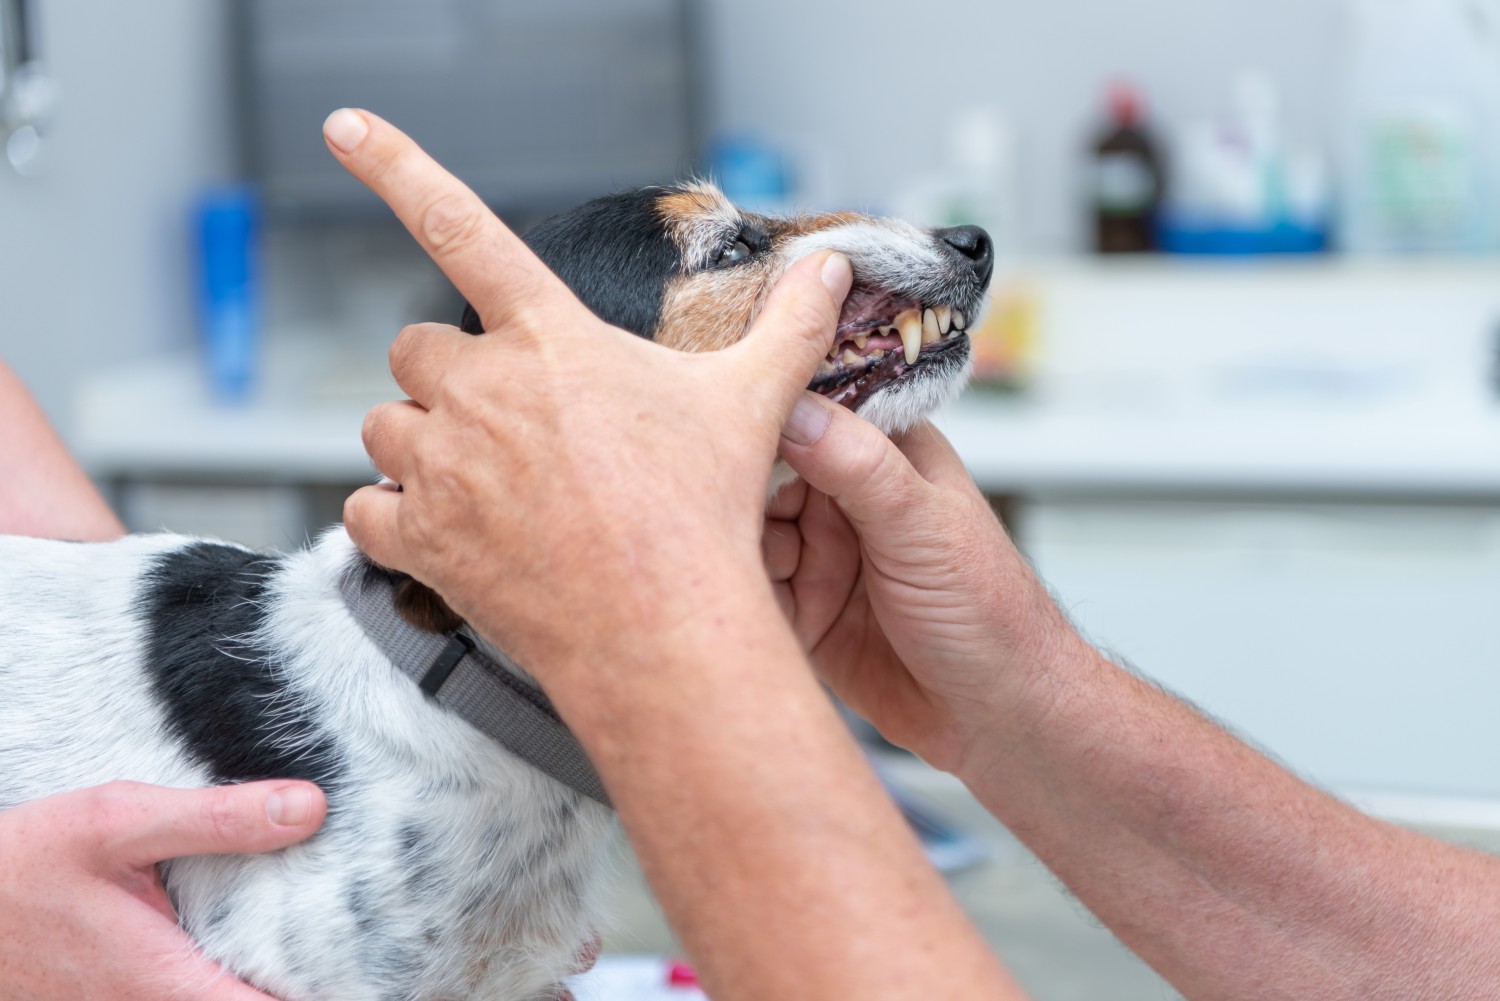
left=329, top=109, right=851, bottom=679
left=769, top=392, right=1089, bottom=773
left=0, top=779, right=327, bottom=1001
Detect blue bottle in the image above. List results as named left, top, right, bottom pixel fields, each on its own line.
left=195, top=186, right=260, bottom=402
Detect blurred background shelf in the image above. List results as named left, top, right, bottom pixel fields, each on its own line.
left=75, top=254, right=1500, bottom=503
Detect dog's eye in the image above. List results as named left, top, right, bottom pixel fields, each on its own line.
left=717, top=239, right=752, bottom=266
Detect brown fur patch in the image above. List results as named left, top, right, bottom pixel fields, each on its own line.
left=393, top=576, right=464, bottom=634
left=657, top=187, right=733, bottom=226
left=656, top=263, right=775, bottom=352
left=763, top=210, right=864, bottom=237
left=653, top=209, right=871, bottom=353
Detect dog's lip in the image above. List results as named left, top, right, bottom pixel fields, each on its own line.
left=570, top=930, right=601, bottom=975
left=809, top=331, right=968, bottom=405
left=810, top=280, right=978, bottom=407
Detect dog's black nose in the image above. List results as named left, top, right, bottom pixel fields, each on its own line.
left=934, top=225, right=994, bottom=285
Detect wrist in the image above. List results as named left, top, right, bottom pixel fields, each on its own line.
left=454, top=523, right=769, bottom=683
left=947, top=612, right=1106, bottom=786
left=537, top=551, right=791, bottom=716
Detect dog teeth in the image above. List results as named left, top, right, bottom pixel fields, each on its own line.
left=916, top=307, right=940, bottom=345
left=896, top=308, right=923, bottom=365
left=841, top=349, right=863, bottom=366
left=951, top=308, right=966, bottom=332
left=853, top=334, right=868, bottom=350
left=870, top=347, right=886, bottom=359
left=935, top=306, right=952, bottom=335
left=819, top=359, right=836, bottom=374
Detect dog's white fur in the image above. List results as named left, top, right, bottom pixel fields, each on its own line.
left=0, top=530, right=612, bottom=1001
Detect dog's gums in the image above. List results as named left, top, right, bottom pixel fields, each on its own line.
left=814, top=287, right=972, bottom=409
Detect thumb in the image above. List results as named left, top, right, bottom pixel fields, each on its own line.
left=728, top=250, right=852, bottom=420
left=94, top=780, right=328, bottom=870
left=778, top=392, right=930, bottom=531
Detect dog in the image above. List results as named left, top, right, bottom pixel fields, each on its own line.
left=0, top=181, right=992, bottom=1001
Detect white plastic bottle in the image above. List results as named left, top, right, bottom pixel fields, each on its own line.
left=1338, top=0, right=1500, bottom=254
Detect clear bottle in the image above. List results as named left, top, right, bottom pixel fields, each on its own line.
left=1338, top=0, right=1500, bottom=254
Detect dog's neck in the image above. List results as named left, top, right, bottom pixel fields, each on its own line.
left=340, top=558, right=612, bottom=807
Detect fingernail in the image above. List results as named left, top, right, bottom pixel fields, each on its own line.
left=266, top=786, right=314, bottom=827
left=821, top=252, right=853, bottom=298
left=323, top=108, right=369, bottom=153
left=782, top=393, right=831, bottom=447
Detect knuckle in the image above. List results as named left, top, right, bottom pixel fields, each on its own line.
left=845, top=427, right=892, bottom=477
left=343, top=494, right=381, bottom=554
left=389, top=324, right=427, bottom=379
left=360, top=406, right=382, bottom=450
left=201, top=790, right=252, bottom=846
left=391, top=321, right=422, bottom=350
left=421, top=193, right=488, bottom=258
left=342, top=492, right=363, bottom=533
left=850, top=433, right=915, bottom=502
left=78, top=781, right=145, bottom=841
left=361, top=403, right=394, bottom=455
left=345, top=482, right=390, bottom=533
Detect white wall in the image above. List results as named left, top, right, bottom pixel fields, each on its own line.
left=0, top=0, right=235, bottom=433
left=0, top=0, right=1358, bottom=429
left=699, top=0, right=1345, bottom=249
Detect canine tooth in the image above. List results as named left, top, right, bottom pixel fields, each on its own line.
left=935, top=306, right=952, bottom=334
left=951, top=308, right=966, bottom=331
left=922, top=308, right=939, bottom=340
left=896, top=309, right=923, bottom=365
left=841, top=349, right=863, bottom=366
left=854, top=334, right=868, bottom=350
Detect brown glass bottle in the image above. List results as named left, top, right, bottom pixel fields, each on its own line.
left=1091, top=83, right=1165, bottom=253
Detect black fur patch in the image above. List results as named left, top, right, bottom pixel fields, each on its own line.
left=460, top=188, right=682, bottom=339
left=138, top=542, right=339, bottom=785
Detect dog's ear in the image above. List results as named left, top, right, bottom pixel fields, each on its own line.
left=455, top=189, right=677, bottom=340
left=519, top=189, right=679, bottom=340
left=459, top=302, right=484, bottom=335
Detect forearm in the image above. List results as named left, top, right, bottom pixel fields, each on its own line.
left=962, top=639, right=1500, bottom=1000
left=0, top=362, right=123, bottom=540
left=546, top=573, right=1024, bottom=1001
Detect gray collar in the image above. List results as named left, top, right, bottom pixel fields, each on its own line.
left=339, top=563, right=611, bottom=808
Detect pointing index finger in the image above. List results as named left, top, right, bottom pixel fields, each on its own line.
left=322, top=108, right=572, bottom=332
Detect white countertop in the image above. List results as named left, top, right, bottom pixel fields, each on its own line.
left=73, top=259, right=1500, bottom=498
left=75, top=337, right=391, bottom=482
left=935, top=381, right=1500, bottom=499
left=73, top=342, right=1500, bottom=499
